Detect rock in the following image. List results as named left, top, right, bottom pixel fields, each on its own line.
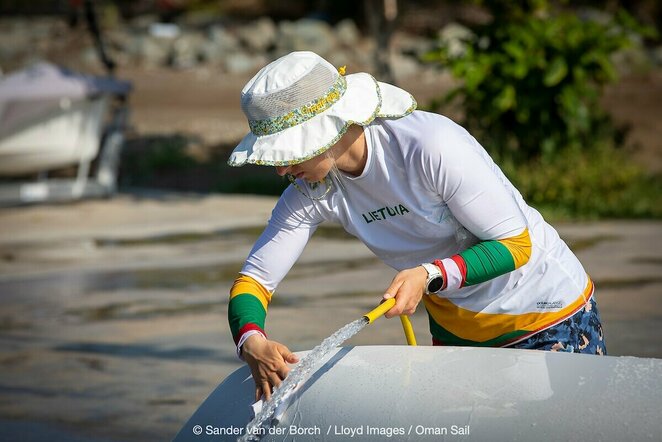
left=198, top=40, right=223, bottom=66
left=103, top=29, right=134, bottom=68
left=437, top=22, right=474, bottom=58
left=237, top=17, right=277, bottom=52
left=138, top=35, right=173, bottom=67
left=120, top=31, right=142, bottom=62
left=651, top=46, right=662, bottom=67
left=79, top=46, right=101, bottom=69
left=334, top=19, right=361, bottom=47
left=106, top=28, right=132, bottom=51
left=577, top=8, right=613, bottom=26
left=177, top=10, right=221, bottom=29
left=22, top=18, right=54, bottom=40
left=391, top=31, right=433, bottom=59
left=171, top=32, right=206, bottom=69
left=347, top=38, right=377, bottom=72
left=201, top=27, right=238, bottom=66
left=437, top=22, right=474, bottom=42
left=611, top=46, right=652, bottom=75
left=129, top=14, right=161, bottom=32
left=149, top=22, right=181, bottom=39
left=389, top=52, right=420, bottom=80
left=208, top=25, right=241, bottom=51
left=224, top=52, right=266, bottom=74
left=325, top=50, right=357, bottom=71
left=276, top=19, right=337, bottom=58
left=0, top=36, right=24, bottom=66
left=0, top=20, right=33, bottom=65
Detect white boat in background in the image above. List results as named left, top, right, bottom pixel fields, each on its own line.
left=0, top=62, right=130, bottom=206
left=0, top=94, right=107, bottom=176
left=174, top=345, right=662, bottom=441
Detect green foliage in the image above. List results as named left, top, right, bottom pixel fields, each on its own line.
left=121, top=135, right=197, bottom=182
left=212, top=168, right=290, bottom=196
left=423, top=1, right=660, bottom=219
left=501, top=146, right=662, bottom=219
left=424, top=1, right=647, bottom=161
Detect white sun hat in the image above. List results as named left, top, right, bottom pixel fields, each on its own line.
left=228, top=51, right=416, bottom=167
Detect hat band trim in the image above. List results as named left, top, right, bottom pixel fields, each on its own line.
left=248, top=75, right=347, bottom=136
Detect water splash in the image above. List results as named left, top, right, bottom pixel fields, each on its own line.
left=239, top=317, right=368, bottom=441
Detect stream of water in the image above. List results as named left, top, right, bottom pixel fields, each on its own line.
left=238, top=317, right=369, bottom=441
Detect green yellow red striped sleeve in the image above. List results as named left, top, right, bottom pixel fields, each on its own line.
left=439, top=228, right=532, bottom=289
left=228, top=274, right=272, bottom=345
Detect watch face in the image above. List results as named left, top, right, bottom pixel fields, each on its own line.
left=428, top=276, right=444, bottom=293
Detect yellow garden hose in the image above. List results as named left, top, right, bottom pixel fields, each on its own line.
left=399, top=315, right=417, bottom=346
left=362, top=298, right=417, bottom=346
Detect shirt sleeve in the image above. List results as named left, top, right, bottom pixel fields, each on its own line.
left=419, top=121, right=532, bottom=289
left=241, top=184, right=324, bottom=291
left=228, top=184, right=324, bottom=348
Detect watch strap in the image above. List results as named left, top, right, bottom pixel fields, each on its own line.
left=421, top=262, right=441, bottom=278
left=433, top=259, right=449, bottom=291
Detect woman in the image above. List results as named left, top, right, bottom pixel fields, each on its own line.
left=227, top=51, right=606, bottom=401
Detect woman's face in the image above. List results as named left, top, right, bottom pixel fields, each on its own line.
left=274, top=152, right=334, bottom=183
left=273, top=125, right=364, bottom=182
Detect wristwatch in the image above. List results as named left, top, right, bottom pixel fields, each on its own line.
left=421, top=263, right=445, bottom=295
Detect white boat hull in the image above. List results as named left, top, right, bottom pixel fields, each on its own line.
left=0, top=97, right=107, bottom=176
left=174, top=345, right=662, bottom=441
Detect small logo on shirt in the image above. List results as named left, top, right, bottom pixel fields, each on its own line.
left=536, top=301, right=564, bottom=310
left=361, top=204, right=410, bottom=224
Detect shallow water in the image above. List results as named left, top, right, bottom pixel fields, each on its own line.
left=239, top=318, right=369, bottom=441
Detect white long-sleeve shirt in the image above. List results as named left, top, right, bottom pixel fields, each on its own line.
left=239, top=110, right=592, bottom=346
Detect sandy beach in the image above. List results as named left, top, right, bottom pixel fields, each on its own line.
left=0, top=193, right=660, bottom=441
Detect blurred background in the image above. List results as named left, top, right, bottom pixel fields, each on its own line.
left=0, top=0, right=660, bottom=440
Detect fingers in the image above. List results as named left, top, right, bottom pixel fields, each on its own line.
left=383, top=280, right=404, bottom=318
left=383, top=268, right=425, bottom=318
left=398, top=294, right=418, bottom=316
left=257, top=369, right=288, bottom=402
left=258, top=375, right=280, bottom=402
left=277, top=343, right=299, bottom=364
left=250, top=341, right=298, bottom=403
left=269, top=372, right=283, bottom=389
left=276, top=364, right=290, bottom=381
left=390, top=297, right=415, bottom=317
left=383, top=279, right=402, bottom=301
left=401, top=302, right=418, bottom=316
left=261, top=381, right=272, bottom=401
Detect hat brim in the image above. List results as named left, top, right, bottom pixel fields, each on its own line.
left=377, top=81, right=417, bottom=119
left=228, top=73, right=416, bottom=167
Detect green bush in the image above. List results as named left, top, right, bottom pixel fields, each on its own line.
left=423, top=1, right=649, bottom=161
left=501, top=146, right=662, bottom=219
left=423, top=1, right=659, bottom=219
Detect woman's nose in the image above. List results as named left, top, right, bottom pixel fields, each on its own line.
left=275, top=165, right=291, bottom=176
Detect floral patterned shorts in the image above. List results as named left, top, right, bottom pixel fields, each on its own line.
left=509, top=296, right=607, bottom=355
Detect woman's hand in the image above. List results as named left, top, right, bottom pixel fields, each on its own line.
left=383, top=265, right=427, bottom=318
left=241, top=334, right=299, bottom=401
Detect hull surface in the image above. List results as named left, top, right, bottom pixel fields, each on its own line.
left=0, top=97, right=106, bottom=176
left=175, top=345, right=661, bottom=441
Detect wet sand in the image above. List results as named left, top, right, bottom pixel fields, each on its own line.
left=0, top=193, right=660, bottom=440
